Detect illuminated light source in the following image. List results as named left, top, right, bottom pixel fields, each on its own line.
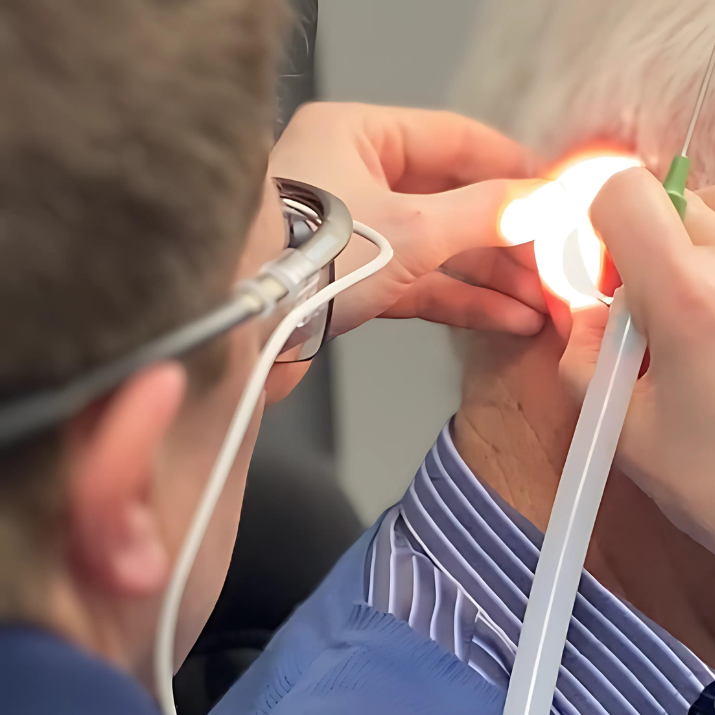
left=500, top=153, right=642, bottom=309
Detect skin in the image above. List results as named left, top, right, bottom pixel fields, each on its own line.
left=453, top=172, right=715, bottom=664
left=453, top=317, right=715, bottom=664
left=35, top=103, right=547, bottom=690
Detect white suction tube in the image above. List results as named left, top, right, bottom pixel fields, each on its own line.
left=503, top=290, right=646, bottom=715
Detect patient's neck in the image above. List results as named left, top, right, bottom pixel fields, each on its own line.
left=452, top=325, right=715, bottom=666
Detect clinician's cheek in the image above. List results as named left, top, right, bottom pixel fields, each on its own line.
left=264, top=361, right=312, bottom=406
left=173, top=390, right=266, bottom=671
left=237, top=179, right=287, bottom=282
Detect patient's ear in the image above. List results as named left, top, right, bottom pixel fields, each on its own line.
left=543, top=244, right=624, bottom=345
left=65, top=363, right=187, bottom=597
left=543, top=288, right=573, bottom=345
left=599, top=250, right=623, bottom=298
left=559, top=303, right=610, bottom=404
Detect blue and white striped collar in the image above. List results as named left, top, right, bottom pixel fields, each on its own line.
left=368, top=421, right=714, bottom=715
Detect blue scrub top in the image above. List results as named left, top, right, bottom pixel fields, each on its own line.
left=0, top=524, right=506, bottom=715
left=0, top=624, right=159, bottom=715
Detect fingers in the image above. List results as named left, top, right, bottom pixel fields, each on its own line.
left=695, top=184, right=715, bottom=210
left=383, top=271, right=545, bottom=335
left=368, top=106, right=541, bottom=193
left=396, top=178, right=547, bottom=278
left=590, top=168, right=693, bottom=328
left=685, top=189, right=715, bottom=247
left=440, top=245, right=547, bottom=313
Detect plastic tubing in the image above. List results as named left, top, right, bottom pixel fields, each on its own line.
left=503, top=289, right=646, bottom=715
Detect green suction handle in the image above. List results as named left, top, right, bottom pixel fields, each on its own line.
left=663, top=154, right=691, bottom=219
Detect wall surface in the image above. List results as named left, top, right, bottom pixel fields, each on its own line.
left=316, top=1, right=483, bottom=524
left=317, top=0, right=484, bottom=108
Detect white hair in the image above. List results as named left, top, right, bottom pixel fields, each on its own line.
left=449, top=0, right=715, bottom=188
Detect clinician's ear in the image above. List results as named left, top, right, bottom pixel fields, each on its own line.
left=65, top=363, right=187, bottom=597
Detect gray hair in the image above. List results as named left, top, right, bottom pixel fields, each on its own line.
left=449, top=0, right=715, bottom=187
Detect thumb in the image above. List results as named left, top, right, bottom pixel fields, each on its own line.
left=559, top=303, right=610, bottom=404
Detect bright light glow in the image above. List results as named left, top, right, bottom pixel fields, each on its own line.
left=500, top=153, right=642, bottom=308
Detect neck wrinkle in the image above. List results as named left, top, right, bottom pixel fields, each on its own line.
left=455, top=367, right=715, bottom=666
left=453, top=382, right=564, bottom=534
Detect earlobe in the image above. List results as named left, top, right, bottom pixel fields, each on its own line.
left=66, top=362, right=187, bottom=598
left=112, top=501, right=170, bottom=596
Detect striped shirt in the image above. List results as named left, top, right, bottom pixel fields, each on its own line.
left=367, top=422, right=714, bottom=715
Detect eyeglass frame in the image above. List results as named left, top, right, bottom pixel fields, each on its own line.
left=0, top=178, right=353, bottom=448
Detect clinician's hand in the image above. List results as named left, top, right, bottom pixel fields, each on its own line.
left=269, top=102, right=547, bottom=338
left=560, top=168, right=715, bottom=553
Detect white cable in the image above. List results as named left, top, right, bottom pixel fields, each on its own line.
left=154, top=221, right=393, bottom=715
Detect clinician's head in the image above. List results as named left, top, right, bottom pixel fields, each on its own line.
left=0, top=0, right=287, bottom=685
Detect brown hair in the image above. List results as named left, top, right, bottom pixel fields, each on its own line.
left=0, top=0, right=287, bottom=616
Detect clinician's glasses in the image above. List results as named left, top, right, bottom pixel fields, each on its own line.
left=0, top=178, right=353, bottom=448
left=275, top=181, right=339, bottom=362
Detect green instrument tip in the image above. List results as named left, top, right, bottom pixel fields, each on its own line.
left=663, top=155, right=690, bottom=219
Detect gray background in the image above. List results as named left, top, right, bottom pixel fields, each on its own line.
left=315, top=0, right=485, bottom=523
